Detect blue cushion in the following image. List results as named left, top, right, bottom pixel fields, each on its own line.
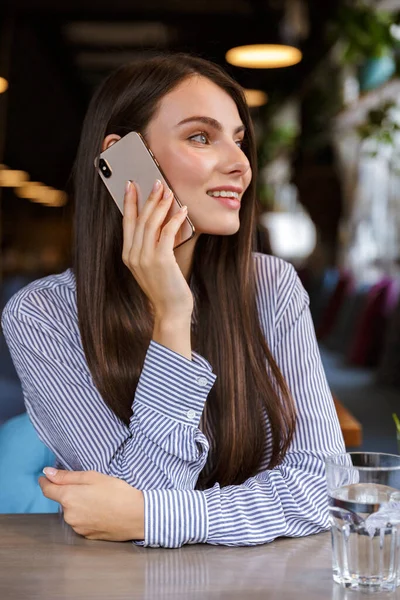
left=0, top=413, right=58, bottom=513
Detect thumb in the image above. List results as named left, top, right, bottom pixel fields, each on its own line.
left=42, top=467, right=92, bottom=485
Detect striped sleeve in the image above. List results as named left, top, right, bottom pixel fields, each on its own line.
left=141, top=262, right=345, bottom=547
left=1, top=307, right=216, bottom=491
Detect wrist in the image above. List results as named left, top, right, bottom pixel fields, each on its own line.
left=152, top=318, right=192, bottom=361
left=153, top=310, right=192, bottom=326
left=153, top=317, right=191, bottom=333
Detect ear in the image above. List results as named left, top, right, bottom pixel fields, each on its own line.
left=102, top=134, right=121, bottom=152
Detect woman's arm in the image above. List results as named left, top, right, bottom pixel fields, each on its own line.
left=138, top=264, right=346, bottom=547
left=30, top=260, right=344, bottom=548
left=1, top=304, right=216, bottom=491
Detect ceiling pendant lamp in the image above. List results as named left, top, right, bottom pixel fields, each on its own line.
left=226, top=0, right=306, bottom=70
left=225, top=44, right=302, bottom=69
left=226, top=44, right=302, bottom=69
left=0, top=77, right=8, bottom=93
left=243, top=89, right=268, bottom=107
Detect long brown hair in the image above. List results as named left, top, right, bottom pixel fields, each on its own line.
left=72, top=53, right=296, bottom=488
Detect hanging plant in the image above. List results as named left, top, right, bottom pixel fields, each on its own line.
left=336, top=3, right=399, bottom=64
left=357, top=100, right=400, bottom=147
left=332, top=2, right=400, bottom=91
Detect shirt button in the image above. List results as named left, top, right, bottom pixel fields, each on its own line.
left=196, top=376, right=208, bottom=387
left=186, top=409, right=196, bottom=420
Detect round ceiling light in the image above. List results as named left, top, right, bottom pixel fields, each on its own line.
left=0, top=77, right=9, bottom=94
left=16, top=182, right=43, bottom=199
left=226, top=44, right=302, bottom=69
left=37, top=187, right=68, bottom=206
left=17, top=183, right=68, bottom=206
left=244, top=89, right=268, bottom=107
left=0, top=169, right=29, bottom=187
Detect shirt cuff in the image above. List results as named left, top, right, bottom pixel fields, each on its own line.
left=139, top=488, right=209, bottom=548
left=133, top=340, right=217, bottom=427
left=202, top=484, right=223, bottom=542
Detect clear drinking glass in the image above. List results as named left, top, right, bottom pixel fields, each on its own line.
left=325, top=452, right=400, bottom=593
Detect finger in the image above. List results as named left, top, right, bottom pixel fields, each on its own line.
left=141, top=187, right=174, bottom=256
left=39, top=476, right=64, bottom=503
left=135, top=179, right=163, bottom=226
left=42, top=467, right=94, bottom=485
left=122, top=181, right=137, bottom=265
left=129, top=180, right=164, bottom=259
left=157, top=205, right=188, bottom=252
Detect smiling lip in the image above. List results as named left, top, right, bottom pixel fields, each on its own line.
left=206, top=185, right=242, bottom=209
left=207, top=185, right=243, bottom=194
left=209, top=193, right=241, bottom=210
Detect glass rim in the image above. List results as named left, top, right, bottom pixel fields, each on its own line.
left=325, top=451, right=400, bottom=471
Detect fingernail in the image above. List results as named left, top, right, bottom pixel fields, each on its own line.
left=163, top=187, right=172, bottom=199
left=43, top=467, right=57, bottom=476
left=125, top=180, right=131, bottom=194
left=153, top=179, right=161, bottom=193
left=180, top=205, right=188, bottom=212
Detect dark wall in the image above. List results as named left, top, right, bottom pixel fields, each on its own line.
left=5, top=17, right=84, bottom=187
left=1, top=16, right=85, bottom=276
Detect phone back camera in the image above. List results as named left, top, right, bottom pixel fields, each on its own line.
left=99, top=158, right=112, bottom=178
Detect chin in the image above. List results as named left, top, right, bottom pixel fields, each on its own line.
left=197, top=221, right=240, bottom=236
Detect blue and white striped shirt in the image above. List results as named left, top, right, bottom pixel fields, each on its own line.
left=1, top=253, right=345, bottom=547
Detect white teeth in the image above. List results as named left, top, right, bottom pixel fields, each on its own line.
left=207, top=191, right=239, bottom=199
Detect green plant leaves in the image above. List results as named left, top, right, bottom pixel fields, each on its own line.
left=394, top=413, right=400, bottom=434
left=356, top=100, right=400, bottom=146
left=336, top=4, right=399, bottom=64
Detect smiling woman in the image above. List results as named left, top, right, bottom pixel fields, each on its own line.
left=1, top=53, right=345, bottom=548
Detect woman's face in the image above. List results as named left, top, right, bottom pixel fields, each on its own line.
left=144, top=75, right=252, bottom=237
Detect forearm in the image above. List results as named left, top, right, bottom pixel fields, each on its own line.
left=114, top=340, right=216, bottom=489
left=139, top=454, right=331, bottom=548
left=152, top=316, right=192, bottom=360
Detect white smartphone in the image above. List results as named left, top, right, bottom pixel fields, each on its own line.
left=95, top=131, right=195, bottom=249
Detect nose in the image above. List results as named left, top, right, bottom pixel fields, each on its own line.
left=220, top=140, right=251, bottom=177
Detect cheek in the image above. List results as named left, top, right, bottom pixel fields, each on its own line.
left=156, top=147, right=214, bottom=192
left=244, top=166, right=252, bottom=191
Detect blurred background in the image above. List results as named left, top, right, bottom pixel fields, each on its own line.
left=1, top=0, right=400, bottom=477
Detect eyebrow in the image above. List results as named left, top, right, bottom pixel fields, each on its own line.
left=175, top=116, right=246, bottom=135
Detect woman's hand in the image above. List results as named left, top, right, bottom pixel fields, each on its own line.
left=122, top=179, right=194, bottom=322
left=39, top=468, right=144, bottom=542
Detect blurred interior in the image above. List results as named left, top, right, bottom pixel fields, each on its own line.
left=1, top=0, right=400, bottom=461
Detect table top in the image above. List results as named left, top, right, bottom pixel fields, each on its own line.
left=0, top=515, right=398, bottom=600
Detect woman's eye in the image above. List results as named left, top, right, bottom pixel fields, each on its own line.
left=188, top=133, right=245, bottom=149
left=189, top=132, right=209, bottom=144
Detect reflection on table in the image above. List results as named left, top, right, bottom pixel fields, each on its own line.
left=0, top=515, right=397, bottom=600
